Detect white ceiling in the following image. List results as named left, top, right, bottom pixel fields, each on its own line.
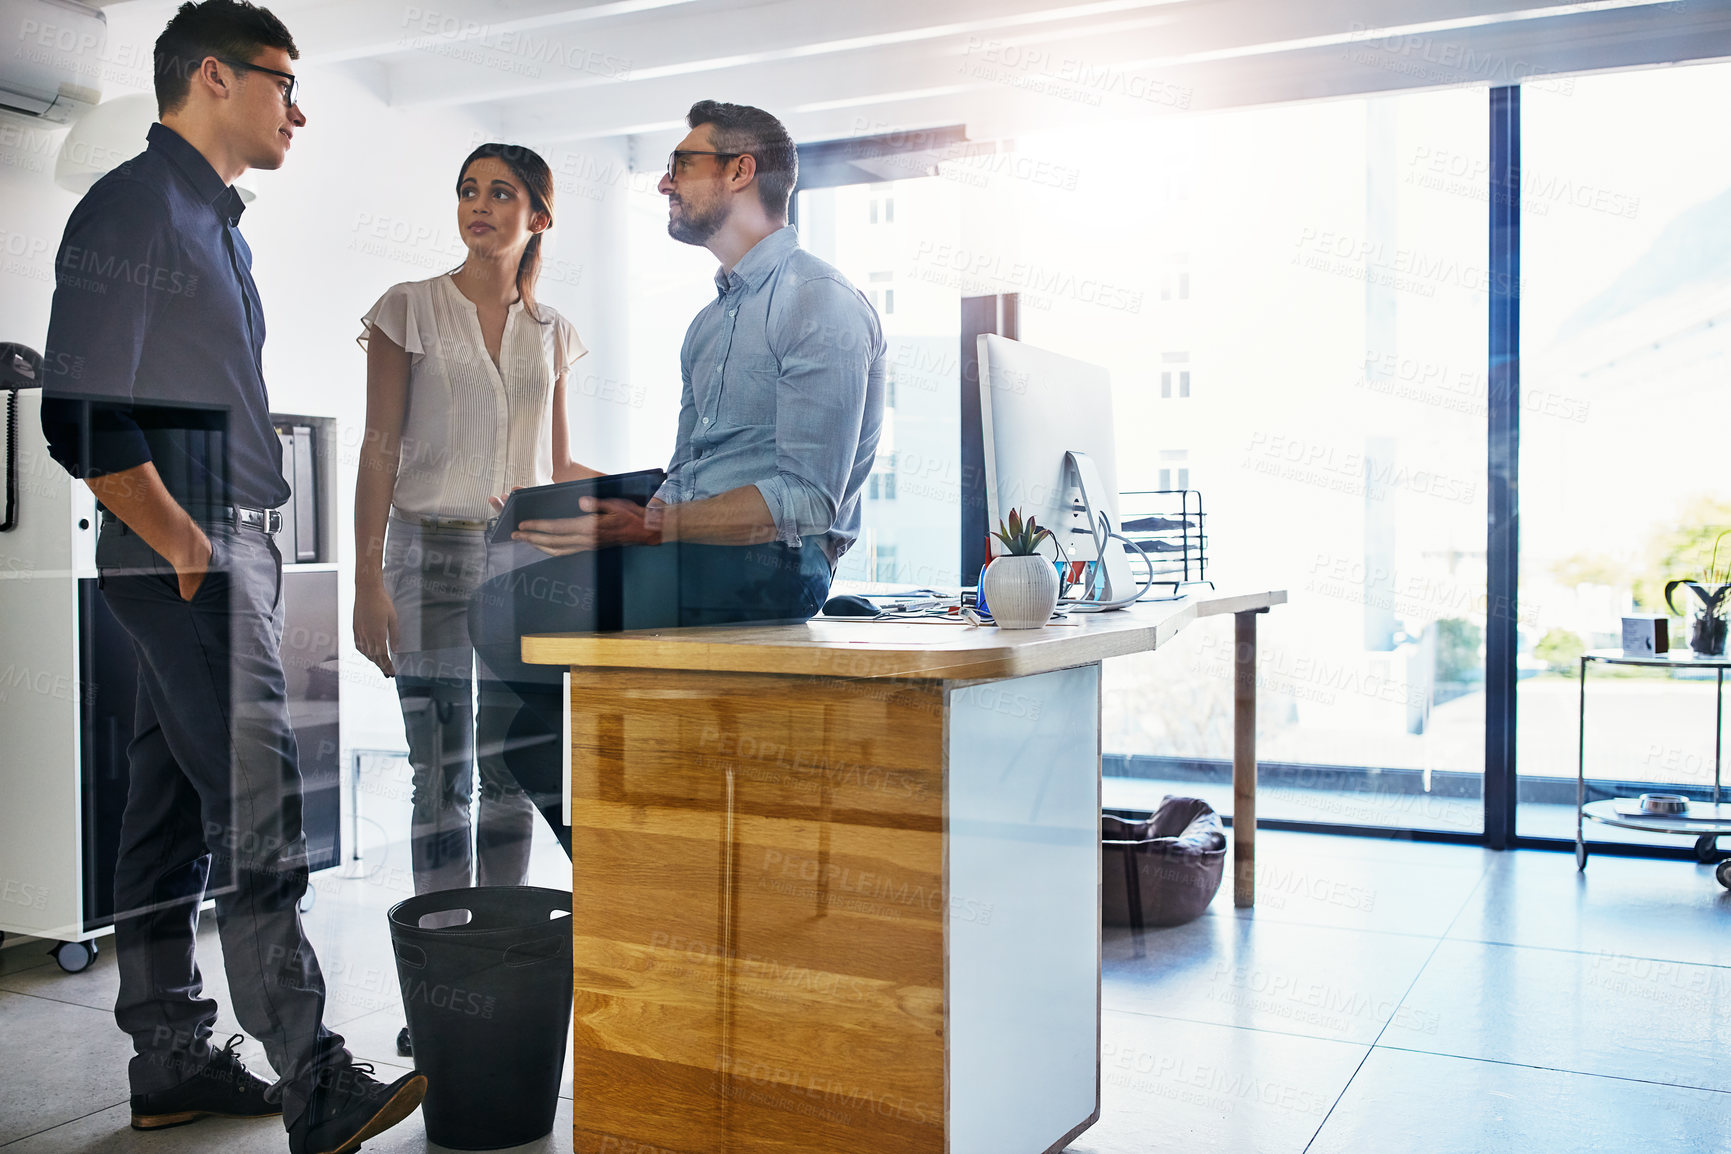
left=101, top=0, right=1731, bottom=157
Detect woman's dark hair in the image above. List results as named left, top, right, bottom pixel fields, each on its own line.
left=154, top=0, right=298, bottom=118
left=456, top=143, right=556, bottom=324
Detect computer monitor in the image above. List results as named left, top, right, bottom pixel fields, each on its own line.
left=976, top=334, right=1138, bottom=604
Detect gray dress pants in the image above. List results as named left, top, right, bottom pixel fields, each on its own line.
left=96, top=520, right=349, bottom=1124
left=384, top=516, right=537, bottom=893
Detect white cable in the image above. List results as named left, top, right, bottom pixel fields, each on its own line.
left=1064, top=513, right=1158, bottom=612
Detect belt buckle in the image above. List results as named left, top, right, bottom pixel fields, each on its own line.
left=266, top=509, right=282, bottom=534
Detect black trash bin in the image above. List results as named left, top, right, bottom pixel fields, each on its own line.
left=388, top=886, right=573, bottom=1150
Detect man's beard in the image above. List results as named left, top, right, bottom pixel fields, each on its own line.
left=667, top=195, right=726, bottom=244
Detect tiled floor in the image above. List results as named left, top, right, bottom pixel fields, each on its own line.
left=3, top=820, right=1729, bottom=1152
left=1076, top=831, right=1731, bottom=1154
left=0, top=763, right=574, bottom=1154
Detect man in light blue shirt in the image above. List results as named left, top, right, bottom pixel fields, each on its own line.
left=468, top=100, right=886, bottom=844
left=511, top=99, right=887, bottom=568
left=659, top=223, right=884, bottom=568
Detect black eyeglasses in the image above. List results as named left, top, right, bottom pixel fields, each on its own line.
left=665, top=150, right=746, bottom=177
left=217, top=57, right=300, bottom=108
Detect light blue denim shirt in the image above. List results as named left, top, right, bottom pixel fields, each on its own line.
left=655, top=226, right=886, bottom=566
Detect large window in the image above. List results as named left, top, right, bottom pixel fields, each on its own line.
left=1518, top=61, right=1731, bottom=845
left=709, top=94, right=1492, bottom=834
left=619, top=63, right=1729, bottom=852
left=974, top=91, right=1490, bottom=833
left=799, top=178, right=962, bottom=590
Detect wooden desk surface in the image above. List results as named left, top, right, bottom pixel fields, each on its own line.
left=521, top=589, right=1285, bottom=681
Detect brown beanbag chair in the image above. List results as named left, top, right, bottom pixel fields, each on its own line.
left=1101, top=796, right=1227, bottom=928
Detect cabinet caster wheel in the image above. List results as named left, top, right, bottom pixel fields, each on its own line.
left=1717, top=859, right=1731, bottom=890
left=298, top=889, right=315, bottom=914
left=1575, top=842, right=1587, bottom=871
left=52, top=939, right=97, bottom=974
left=1695, top=834, right=1720, bottom=864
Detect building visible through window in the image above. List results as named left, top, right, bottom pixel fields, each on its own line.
left=1161, top=253, right=1191, bottom=301
left=1157, top=449, right=1189, bottom=491
left=869, top=270, right=895, bottom=315
left=1160, top=351, right=1190, bottom=398
left=867, top=450, right=898, bottom=500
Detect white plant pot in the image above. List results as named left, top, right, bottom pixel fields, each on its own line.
left=983, top=555, right=1060, bottom=629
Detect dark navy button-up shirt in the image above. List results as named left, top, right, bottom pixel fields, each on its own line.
left=657, top=226, right=885, bottom=565
left=40, top=122, right=289, bottom=511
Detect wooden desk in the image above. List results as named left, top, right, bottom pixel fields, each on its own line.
left=525, top=589, right=1285, bottom=1154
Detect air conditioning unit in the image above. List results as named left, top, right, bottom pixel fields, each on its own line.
left=0, top=0, right=106, bottom=125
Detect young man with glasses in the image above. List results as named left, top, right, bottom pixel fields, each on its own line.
left=40, top=3, right=425, bottom=1151
left=468, top=99, right=887, bottom=842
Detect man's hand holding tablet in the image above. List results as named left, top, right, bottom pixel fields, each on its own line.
left=487, top=468, right=667, bottom=554
left=513, top=496, right=667, bottom=555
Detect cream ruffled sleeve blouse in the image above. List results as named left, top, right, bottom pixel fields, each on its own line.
left=359, top=273, right=587, bottom=520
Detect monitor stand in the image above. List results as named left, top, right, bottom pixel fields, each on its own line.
left=1064, top=451, right=1139, bottom=611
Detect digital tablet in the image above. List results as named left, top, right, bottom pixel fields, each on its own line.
left=487, top=468, right=668, bottom=545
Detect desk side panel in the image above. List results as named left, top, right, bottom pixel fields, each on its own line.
left=947, top=666, right=1102, bottom=1154
left=571, top=669, right=947, bottom=1154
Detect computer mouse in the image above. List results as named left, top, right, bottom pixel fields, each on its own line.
left=822, top=594, right=880, bottom=617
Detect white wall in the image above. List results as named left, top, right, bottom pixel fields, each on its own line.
left=0, top=4, right=637, bottom=753
left=0, top=121, right=83, bottom=367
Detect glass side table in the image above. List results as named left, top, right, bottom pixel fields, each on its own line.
left=1576, top=649, right=1731, bottom=889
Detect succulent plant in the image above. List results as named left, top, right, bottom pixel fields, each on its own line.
left=992, top=508, right=1054, bottom=557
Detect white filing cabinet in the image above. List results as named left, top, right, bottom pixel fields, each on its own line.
left=0, top=392, right=342, bottom=971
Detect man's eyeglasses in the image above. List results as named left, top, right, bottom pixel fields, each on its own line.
left=665, top=150, right=746, bottom=178
left=217, top=57, right=300, bottom=108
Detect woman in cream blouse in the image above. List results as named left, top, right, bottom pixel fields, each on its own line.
left=353, top=143, right=596, bottom=928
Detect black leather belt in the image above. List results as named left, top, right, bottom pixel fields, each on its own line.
left=102, top=504, right=283, bottom=534
left=215, top=505, right=283, bottom=534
